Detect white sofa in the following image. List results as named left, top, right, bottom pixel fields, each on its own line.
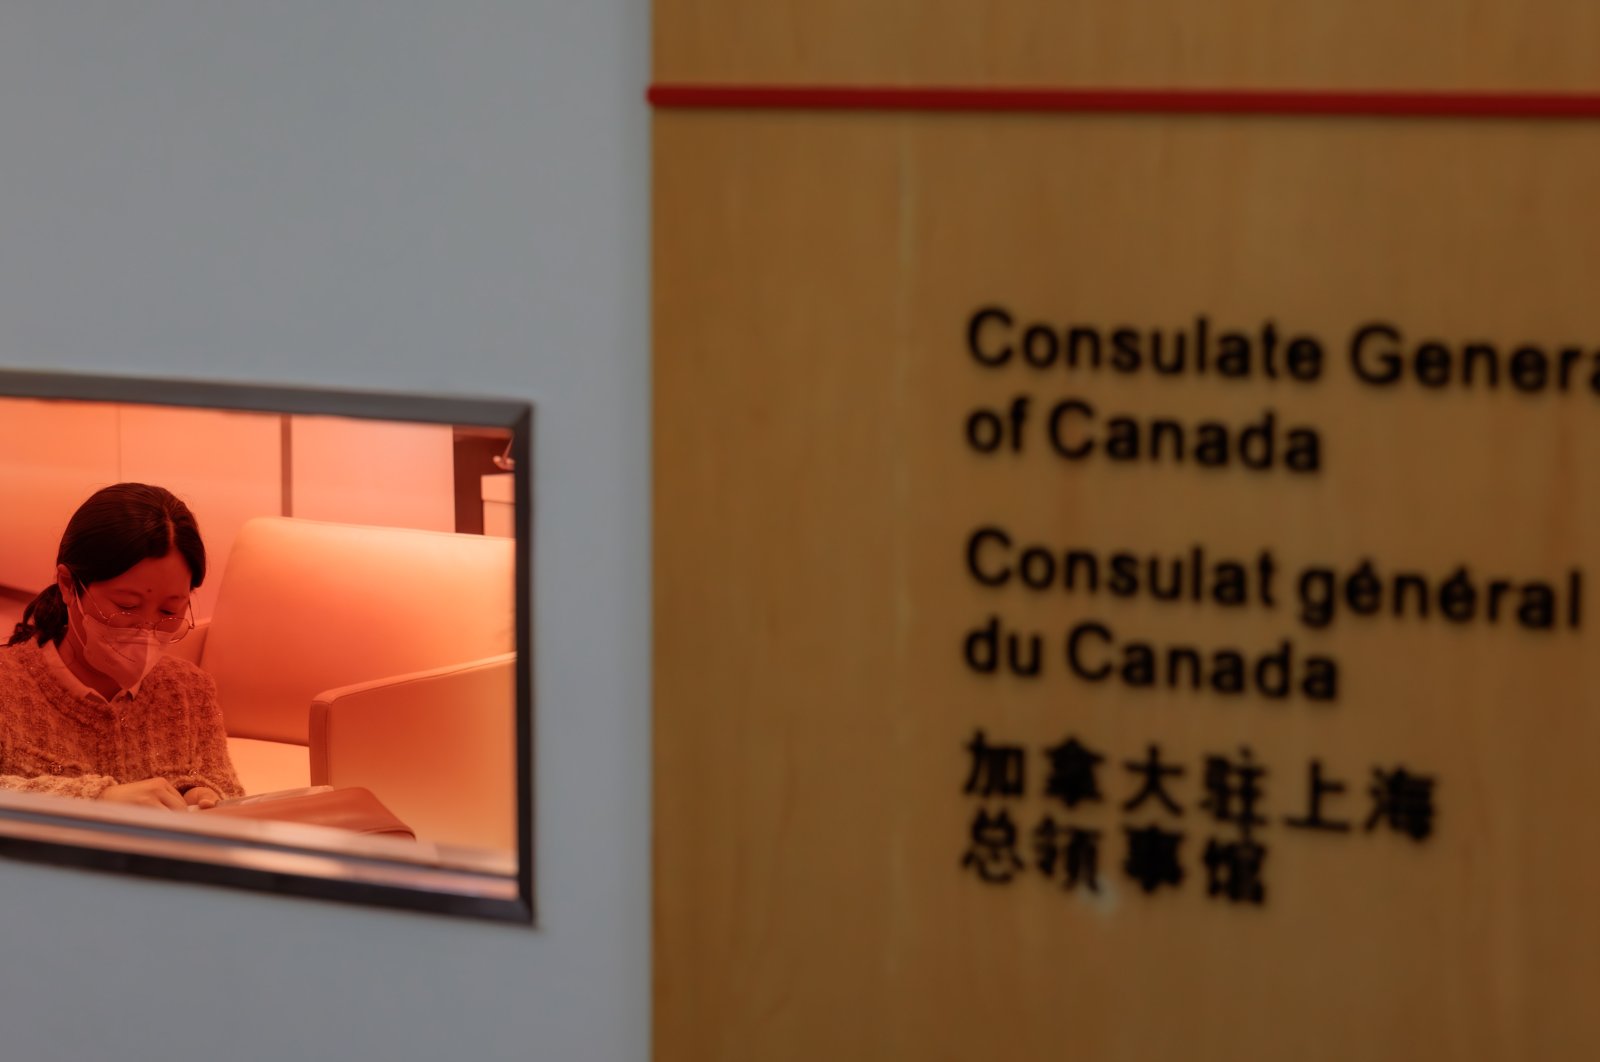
left=169, top=516, right=518, bottom=852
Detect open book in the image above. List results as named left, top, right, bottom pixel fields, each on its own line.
left=212, top=785, right=335, bottom=809
left=201, top=785, right=414, bottom=838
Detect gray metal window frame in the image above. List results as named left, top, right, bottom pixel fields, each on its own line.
left=0, top=369, right=535, bottom=924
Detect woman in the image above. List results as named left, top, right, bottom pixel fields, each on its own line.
left=0, top=483, right=242, bottom=809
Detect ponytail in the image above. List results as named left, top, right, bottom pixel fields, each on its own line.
left=8, top=583, right=69, bottom=647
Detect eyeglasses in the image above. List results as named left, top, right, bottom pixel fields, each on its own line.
left=79, top=588, right=196, bottom=644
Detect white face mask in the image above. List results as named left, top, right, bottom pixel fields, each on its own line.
left=68, top=591, right=166, bottom=692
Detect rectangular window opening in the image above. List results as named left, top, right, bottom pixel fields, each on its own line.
left=0, top=370, right=534, bottom=923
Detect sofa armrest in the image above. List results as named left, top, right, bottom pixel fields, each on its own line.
left=308, top=652, right=517, bottom=852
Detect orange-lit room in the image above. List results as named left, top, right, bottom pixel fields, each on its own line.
left=0, top=388, right=529, bottom=915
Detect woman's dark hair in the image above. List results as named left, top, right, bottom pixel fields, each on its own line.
left=8, top=483, right=206, bottom=648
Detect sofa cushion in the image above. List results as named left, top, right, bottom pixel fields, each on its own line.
left=227, top=737, right=312, bottom=795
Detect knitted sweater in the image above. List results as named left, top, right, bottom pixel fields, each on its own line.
left=0, top=641, right=243, bottom=801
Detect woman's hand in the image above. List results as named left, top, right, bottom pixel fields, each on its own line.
left=97, top=777, right=187, bottom=810
left=183, top=786, right=222, bottom=810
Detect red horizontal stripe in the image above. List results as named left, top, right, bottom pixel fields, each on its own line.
left=648, top=84, right=1600, bottom=119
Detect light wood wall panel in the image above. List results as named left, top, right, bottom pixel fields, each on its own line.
left=656, top=1, right=1600, bottom=90
left=654, top=4, right=1600, bottom=1060
left=656, top=111, right=1600, bottom=1061
left=288, top=416, right=455, bottom=532
left=0, top=399, right=120, bottom=595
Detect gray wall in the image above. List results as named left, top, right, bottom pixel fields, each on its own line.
left=0, top=4, right=648, bottom=1060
